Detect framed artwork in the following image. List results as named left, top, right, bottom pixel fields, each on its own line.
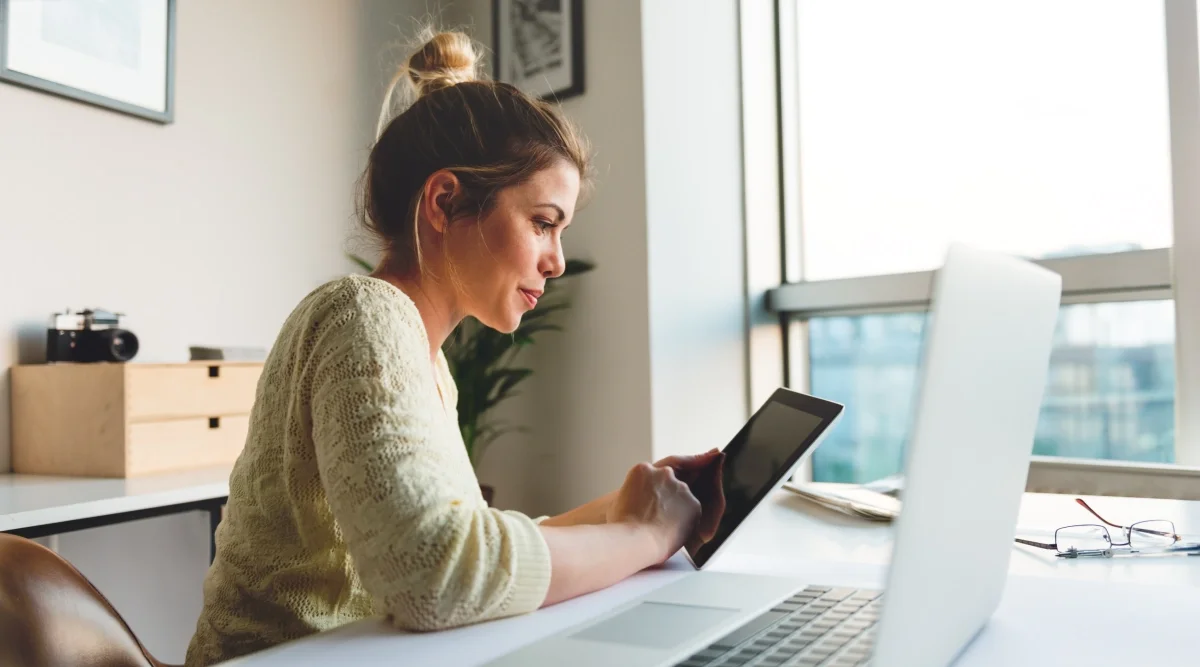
left=493, top=0, right=584, bottom=102
left=0, top=0, right=176, bottom=123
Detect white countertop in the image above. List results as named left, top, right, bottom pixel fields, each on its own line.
left=219, top=489, right=1200, bottom=666
left=0, top=465, right=232, bottom=532
left=716, top=488, right=1200, bottom=588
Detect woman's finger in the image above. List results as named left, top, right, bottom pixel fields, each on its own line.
left=655, top=448, right=721, bottom=474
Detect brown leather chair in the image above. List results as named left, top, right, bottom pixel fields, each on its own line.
left=0, top=532, right=179, bottom=667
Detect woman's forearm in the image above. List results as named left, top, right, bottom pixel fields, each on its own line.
left=537, top=521, right=659, bottom=606
left=538, top=490, right=617, bottom=527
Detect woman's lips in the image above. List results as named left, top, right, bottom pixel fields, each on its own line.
left=519, top=289, right=540, bottom=308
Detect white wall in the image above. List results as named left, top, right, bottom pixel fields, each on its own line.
left=452, top=0, right=750, bottom=515
left=642, top=0, right=749, bottom=462
left=0, top=0, right=427, bottom=659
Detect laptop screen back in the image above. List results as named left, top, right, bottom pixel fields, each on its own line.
left=686, top=388, right=843, bottom=568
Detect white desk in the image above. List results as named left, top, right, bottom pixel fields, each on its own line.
left=0, top=465, right=231, bottom=559
left=219, top=490, right=1200, bottom=666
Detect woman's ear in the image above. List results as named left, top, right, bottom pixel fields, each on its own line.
left=420, top=169, right=461, bottom=235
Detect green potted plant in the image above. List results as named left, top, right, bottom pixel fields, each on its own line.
left=347, top=254, right=595, bottom=504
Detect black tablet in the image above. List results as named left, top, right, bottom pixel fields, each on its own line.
left=684, top=387, right=844, bottom=569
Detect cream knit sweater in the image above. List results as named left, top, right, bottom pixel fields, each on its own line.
left=184, top=275, right=552, bottom=667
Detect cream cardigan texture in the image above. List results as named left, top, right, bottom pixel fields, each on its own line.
left=184, top=275, right=552, bottom=667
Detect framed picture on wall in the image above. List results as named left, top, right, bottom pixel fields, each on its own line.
left=493, top=0, right=584, bottom=102
left=0, top=0, right=176, bottom=123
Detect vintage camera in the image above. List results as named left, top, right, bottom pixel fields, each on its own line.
left=47, top=308, right=140, bottom=363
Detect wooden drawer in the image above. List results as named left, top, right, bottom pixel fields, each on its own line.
left=127, top=415, right=250, bottom=476
left=126, top=363, right=261, bottom=420
left=11, top=361, right=262, bottom=477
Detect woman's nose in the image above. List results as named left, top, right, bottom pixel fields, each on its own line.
left=542, top=243, right=565, bottom=278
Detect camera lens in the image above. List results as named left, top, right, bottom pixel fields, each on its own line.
left=102, top=329, right=139, bottom=362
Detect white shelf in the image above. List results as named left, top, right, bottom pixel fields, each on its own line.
left=0, top=465, right=232, bottom=533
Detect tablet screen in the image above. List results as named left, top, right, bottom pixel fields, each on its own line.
left=685, top=388, right=843, bottom=568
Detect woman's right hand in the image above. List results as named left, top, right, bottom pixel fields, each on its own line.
left=606, top=462, right=703, bottom=564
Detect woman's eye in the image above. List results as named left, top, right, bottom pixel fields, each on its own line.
left=534, top=218, right=556, bottom=233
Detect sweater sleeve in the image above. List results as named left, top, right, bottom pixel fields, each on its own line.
left=307, top=288, right=551, bottom=632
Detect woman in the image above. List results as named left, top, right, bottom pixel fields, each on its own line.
left=184, top=30, right=723, bottom=666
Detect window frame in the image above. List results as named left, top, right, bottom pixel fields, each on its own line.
left=742, top=0, right=1200, bottom=497
left=1164, top=0, right=1200, bottom=469
left=768, top=248, right=1174, bottom=316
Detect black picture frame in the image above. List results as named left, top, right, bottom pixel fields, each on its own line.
left=0, top=0, right=176, bottom=124
left=492, top=0, right=584, bottom=102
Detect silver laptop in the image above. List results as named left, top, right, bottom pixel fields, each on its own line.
left=488, top=244, right=1062, bottom=667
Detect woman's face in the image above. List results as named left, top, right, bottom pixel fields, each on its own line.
left=446, top=160, right=580, bottom=333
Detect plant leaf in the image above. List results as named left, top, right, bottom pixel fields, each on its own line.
left=485, top=368, right=533, bottom=410
left=346, top=253, right=374, bottom=272
left=513, top=323, right=563, bottom=342
left=518, top=302, right=571, bottom=325
left=562, top=259, right=596, bottom=277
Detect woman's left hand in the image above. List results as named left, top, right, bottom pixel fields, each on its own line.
left=541, top=449, right=727, bottom=535
left=654, top=449, right=726, bottom=543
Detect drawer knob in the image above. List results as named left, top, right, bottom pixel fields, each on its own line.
left=209, top=417, right=220, bottom=429
left=208, top=366, right=220, bottom=378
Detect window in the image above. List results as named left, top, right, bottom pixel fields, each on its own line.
left=793, top=1, right=1173, bottom=281
left=743, top=0, right=1200, bottom=490
left=808, top=313, right=922, bottom=483
left=809, top=302, right=1176, bottom=483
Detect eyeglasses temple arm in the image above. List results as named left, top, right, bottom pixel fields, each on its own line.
left=1130, top=525, right=1181, bottom=540
left=1014, top=537, right=1056, bottom=550
left=1075, top=498, right=1125, bottom=529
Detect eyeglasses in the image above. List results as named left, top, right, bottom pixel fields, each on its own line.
left=1015, top=498, right=1182, bottom=558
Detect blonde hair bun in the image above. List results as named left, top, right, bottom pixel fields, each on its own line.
left=407, top=31, right=481, bottom=97
left=376, top=29, right=483, bottom=139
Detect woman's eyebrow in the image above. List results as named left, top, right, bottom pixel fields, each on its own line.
left=535, top=203, right=566, bottom=222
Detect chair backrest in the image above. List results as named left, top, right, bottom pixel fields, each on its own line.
left=0, top=532, right=172, bottom=667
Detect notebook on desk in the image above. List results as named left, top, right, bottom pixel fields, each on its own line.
left=781, top=481, right=900, bottom=522
left=485, top=244, right=1062, bottom=667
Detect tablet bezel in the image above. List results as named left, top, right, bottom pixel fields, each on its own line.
left=684, top=387, right=844, bottom=570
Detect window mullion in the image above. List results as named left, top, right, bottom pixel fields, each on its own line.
left=1164, top=0, right=1200, bottom=466
left=741, top=0, right=788, bottom=415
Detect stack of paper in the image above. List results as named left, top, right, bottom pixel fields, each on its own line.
left=782, top=481, right=901, bottom=522
left=860, top=474, right=904, bottom=498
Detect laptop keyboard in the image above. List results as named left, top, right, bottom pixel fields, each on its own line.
left=673, top=586, right=883, bottom=667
